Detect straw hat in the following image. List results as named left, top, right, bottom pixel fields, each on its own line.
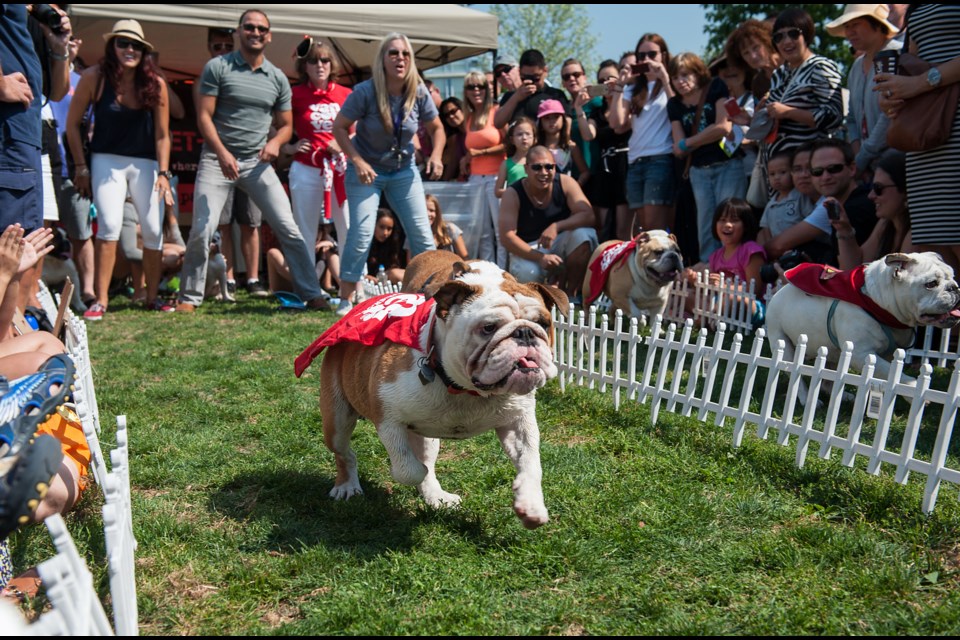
left=102, top=19, right=154, bottom=51
left=825, top=4, right=899, bottom=37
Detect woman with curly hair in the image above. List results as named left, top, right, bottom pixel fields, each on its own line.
left=66, top=20, right=173, bottom=319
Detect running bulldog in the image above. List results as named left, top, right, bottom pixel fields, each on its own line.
left=295, top=251, right=568, bottom=529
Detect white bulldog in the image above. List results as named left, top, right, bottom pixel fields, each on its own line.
left=582, top=230, right=683, bottom=318
left=295, top=251, right=568, bottom=529
left=765, top=252, right=960, bottom=383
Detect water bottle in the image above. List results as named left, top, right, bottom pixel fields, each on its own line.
left=377, top=264, right=388, bottom=286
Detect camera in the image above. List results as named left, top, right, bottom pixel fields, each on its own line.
left=630, top=62, right=650, bottom=76
left=759, top=249, right=809, bottom=285
left=30, top=4, right=65, bottom=34
left=520, top=74, right=539, bottom=85
left=824, top=200, right=840, bottom=221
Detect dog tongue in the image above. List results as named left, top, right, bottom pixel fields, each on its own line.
left=952, top=309, right=960, bottom=319
left=518, top=357, right=538, bottom=369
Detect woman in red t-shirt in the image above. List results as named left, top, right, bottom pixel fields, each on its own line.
left=461, top=70, right=507, bottom=268
left=284, top=39, right=353, bottom=257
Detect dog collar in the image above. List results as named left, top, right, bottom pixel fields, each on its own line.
left=419, top=321, right=482, bottom=396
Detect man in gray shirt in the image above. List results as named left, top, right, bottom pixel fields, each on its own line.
left=177, top=9, right=327, bottom=311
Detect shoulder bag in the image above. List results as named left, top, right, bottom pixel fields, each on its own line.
left=886, top=53, right=960, bottom=153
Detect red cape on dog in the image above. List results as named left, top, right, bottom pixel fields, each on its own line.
left=784, top=263, right=910, bottom=330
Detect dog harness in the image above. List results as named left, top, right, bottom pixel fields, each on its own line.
left=584, top=237, right=640, bottom=306
left=784, top=263, right=912, bottom=354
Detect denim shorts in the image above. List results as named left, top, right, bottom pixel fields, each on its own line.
left=625, top=153, right=676, bottom=209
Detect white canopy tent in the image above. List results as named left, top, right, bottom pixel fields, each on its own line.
left=68, top=4, right=499, bottom=81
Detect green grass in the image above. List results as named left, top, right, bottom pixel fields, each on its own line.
left=10, top=295, right=960, bottom=634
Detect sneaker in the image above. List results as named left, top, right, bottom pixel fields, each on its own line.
left=0, top=433, right=63, bottom=540
left=246, top=280, right=270, bottom=298
left=82, top=302, right=106, bottom=321
left=335, top=298, right=353, bottom=318
left=175, top=302, right=196, bottom=313
left=148, top=299, right=176, bottom=313
left=227, top=280, right=237, bottom=296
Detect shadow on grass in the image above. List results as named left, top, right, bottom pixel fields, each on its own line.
left=208, top=470, right=491, bottom=557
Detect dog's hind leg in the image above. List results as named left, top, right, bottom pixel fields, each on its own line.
left=321, top=362, right=363, bottom=500
left=377, top=421, right=428, bottom=487
left=409, top=434, right=461, bottom=508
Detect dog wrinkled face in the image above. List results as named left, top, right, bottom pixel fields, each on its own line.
left=433, top=262, right=558, bottom=396
left=888, top=253, right=960, bottom=328
left=641, top=231, right=684, bottom=285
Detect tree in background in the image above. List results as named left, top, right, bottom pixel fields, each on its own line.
left=489, top=4, right=598, bottom=85
left=702, top=4, right=853, bottom=72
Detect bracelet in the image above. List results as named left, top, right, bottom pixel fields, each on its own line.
left=836, top=232, right=856, bottom=240
left=75, top=167, right=90, bottom=178
left=159, top=170, right=174, bottom=179
left=49, top=49, right=69, bottom=62
left=678, top=138, right=689, bottom=153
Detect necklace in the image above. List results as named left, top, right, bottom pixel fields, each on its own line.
left=524, top=179, right=551, bottom=208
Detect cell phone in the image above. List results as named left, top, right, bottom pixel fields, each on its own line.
left=825, top=200, right=840, bottom=221
left=874, top=50, right=900, bottom=75
left=630, top=62, right=650, bottom=76
left=724, top=98, right=742, bottom=117
left=586, top=84, right=606, bottom=99
left=520, top=74, right=539, bottom=85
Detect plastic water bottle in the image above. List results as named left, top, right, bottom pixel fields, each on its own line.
left=376, top=264, right=388, bottom=286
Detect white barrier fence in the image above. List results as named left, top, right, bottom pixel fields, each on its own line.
left=554, top=306, right=960, bottom=515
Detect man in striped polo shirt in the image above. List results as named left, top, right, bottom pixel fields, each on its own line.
left=176, top=9, right=328, bottom=312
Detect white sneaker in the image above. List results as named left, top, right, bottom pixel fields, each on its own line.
left=335, top=299, right=353, bottom=318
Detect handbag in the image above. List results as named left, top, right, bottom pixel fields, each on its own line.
left=886, top=53, right=960, bottom=153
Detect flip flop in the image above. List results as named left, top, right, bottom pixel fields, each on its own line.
left=0, top=431, right=63, bottom=540
left=274, top=291, right=307, bottom=311
left=0, top=354, right=76, bottom=458
left=0, top=568, right=40, bottom=604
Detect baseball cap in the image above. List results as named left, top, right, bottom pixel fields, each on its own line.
left=494, top=55, right=517, bottom=74
left=537, top=99, right=566, bottom=119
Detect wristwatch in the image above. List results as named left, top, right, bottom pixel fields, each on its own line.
left=159, top=170, right=174, bottom=179
left=927, top=67, right=942, bottom=89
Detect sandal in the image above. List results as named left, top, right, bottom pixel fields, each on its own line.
left=0, top=355, right=76, bottom=457
left=0, top=432, right=63, bottom=540
left=1, top=568, right=40, bottom=604
left=275, top=291, right=307, bottom=311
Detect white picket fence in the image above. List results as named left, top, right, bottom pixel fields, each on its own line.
left=553, top=305, right=960, bottom=515
left=9, top=285, right=140, bottom=635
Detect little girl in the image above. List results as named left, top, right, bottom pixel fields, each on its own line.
left=496, top=117, right=536, bottom=198
left=366, top=208, right=406, bottom=285
left=535, top=99, right=585, bottom=175
left=408, top=195, right=469, bottom=261
left=685, top=197, right=766, bottom=324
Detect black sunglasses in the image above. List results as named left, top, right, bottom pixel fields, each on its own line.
left=442, top=106, right=461, bottom=118
left=561, top=71, right=584, bottom=82
left=635, top=51, right=658, bottom=61
left=529, top=163, right=556, bottom=173
left=772, top=28, right=802, bottom=45
left=810, top=163, right=847, bottom=177
left=464, top=83, right=486, bottom=91
left=494, top=65, right=513, bottom=76
left=872, top=182, right=897, bottom=196
left=242, top=23, right=270, bottom=34
left=388, top=48, right=411, bottom=59
left=210, top=42, right=233, bottom=53
left=115, top=37, right=146, bottom=52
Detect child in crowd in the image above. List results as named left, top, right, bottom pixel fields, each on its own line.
left=366, top=208, right=406, bottom=285
left=409, top=195, right=468, bottom=261
left=535, top=99, right=585, bottom=176
left=495, top=117, right=537, bottom=198
left=685, top=198, right=766, bottom=324
left=758, top=149, right=809, bottom=243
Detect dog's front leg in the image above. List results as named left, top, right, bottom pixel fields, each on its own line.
left=408, top=433, right=461, bottom=508
left=377, top=421, right=428, bottom=486
left=496, top=420, right=548, bottom=529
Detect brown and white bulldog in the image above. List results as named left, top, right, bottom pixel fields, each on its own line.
left=582, top=230, right=683, bottom=318
left=295, top=250, right=568, bottom=529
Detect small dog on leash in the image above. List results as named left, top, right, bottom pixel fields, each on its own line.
left=204, top=231, right=235, bottom=302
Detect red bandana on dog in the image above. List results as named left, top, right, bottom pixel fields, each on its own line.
left=784, top=263, right=910, bottom=330
left=295, top=293, right=435, bottom=377
left=585, top=238, right=638, bottom=306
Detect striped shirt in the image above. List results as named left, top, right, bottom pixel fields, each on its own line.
left=767, top=54, right=844, bottom=156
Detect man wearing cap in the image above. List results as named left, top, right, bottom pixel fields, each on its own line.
left=826, top=4, right=902, bottom=180
left=492, top=55, right=522, bottom=104
left=177, top=9, right=328, bottom=312
left=494, top=49, right=569, bottom=128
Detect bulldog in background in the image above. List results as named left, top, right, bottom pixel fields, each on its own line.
left=766, top=252, right=960, bottom=383
left=295, top=251, right=568, bottom=529
left=582, top=230, right=683, bottom=318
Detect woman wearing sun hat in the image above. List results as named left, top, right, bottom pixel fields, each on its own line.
left=65, top=19, right=173, bottom=319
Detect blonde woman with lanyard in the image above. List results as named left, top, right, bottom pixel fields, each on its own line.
left=332, top=33, right=443, bottom=316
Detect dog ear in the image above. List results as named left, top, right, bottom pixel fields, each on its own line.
left=885, top=253, right=916, bottom=279
left=447, top=261, right=473, bottom=280
left=527, top=283, right=570, bottom=319
left=424, top=280, right=479, bottom=319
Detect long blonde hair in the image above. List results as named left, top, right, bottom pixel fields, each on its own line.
left=372, top=33, right=420, bottom=134
left=462, top=70, right=492, bottom=129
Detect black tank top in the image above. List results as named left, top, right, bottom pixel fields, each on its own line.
left=89, top=79, right=156, bottom=160
left=511, top=175, right=569, bottom=243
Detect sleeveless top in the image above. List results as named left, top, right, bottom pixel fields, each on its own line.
left=89, top=78, right=156, bottom=160
left=511, top=174, right=569, bottom=243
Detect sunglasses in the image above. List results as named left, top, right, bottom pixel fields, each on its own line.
left=210, top=42, right=233, bottom=53
left=387, top=48, right=411, bottom=60
left=772, top=28, right=803, bottom=45
left=635, top=51, right=659, bottom=61
left=561, top=71, right=584, bottom=82
left=115, top=37, right=146, bottom=52
left=872, top=182, right=897, bottom=196
left=242, top=23, right=270, bottom=34
left=810, top=163, right=847, bottom=177
left=442, top=106, right=461, bottom=118
left=529, top=163, right=556, bottom=173
left=464, top=83, right=487, bottom=91
left=494, top=65, right=513, bottom=76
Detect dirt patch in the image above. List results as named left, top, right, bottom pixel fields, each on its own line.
left=166, top=567, right=220, bottom=600
left=260, top=600, right=302, bottom=627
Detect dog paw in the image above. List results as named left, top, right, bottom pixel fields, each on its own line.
left=422, top=490, right=462, bottom=508
left=514, top=502, right=549, bottom=529
left=329, top=482, right=363, bottom=500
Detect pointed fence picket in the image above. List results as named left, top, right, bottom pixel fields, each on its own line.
left=553, top=305, right=960, bottom=514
